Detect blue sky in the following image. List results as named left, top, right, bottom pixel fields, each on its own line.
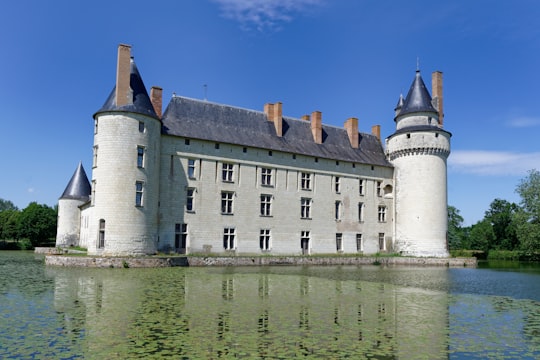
left=1, top=0, right=540, bottom=226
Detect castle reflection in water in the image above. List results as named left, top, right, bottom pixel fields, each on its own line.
left=48, top=266, right=449, bottom=359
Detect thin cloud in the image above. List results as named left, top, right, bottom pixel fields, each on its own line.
left=211, top=0, right=325, bottom=31
left=506, top=116, right=540, bottom=128
left=449, top=150, right=540, bottom=176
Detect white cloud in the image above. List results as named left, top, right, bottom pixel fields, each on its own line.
left=211, top=0, right=325, bottom=31
left=27, top=187, right=35, bottom=193
left=507, top=116, right=540, bottom=128
left=449, top=150, right=540, bottom=176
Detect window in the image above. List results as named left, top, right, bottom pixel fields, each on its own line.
left=222, top=163, right=234, bottom=182
left=379, top=233, right=385, bottom=251
left=175, top=223, right=187, bottom=252
left=98, top=219, right=105, bottom=248
left=221, top=192, right=234, bottom=214
left=91, top=181, right=96, bottom=206
left=260, top=194, right=272, bottom=216
left=301, top=172, right=312, bottom=190
left=187, top=159, right=196, bottom=179
left=137, top=146, right=145, bottom=168
left=335, top=201, right=342, bottom=221
left=359, top=179, right=365, bottom=195
left=358, top=203, right=364, bottom=222
left=215, top=143, right=220, bottom=149
left=139, top=121, right=145, bottom=133
left=376, top=181, right=382, bottom=197
left=93, top=146, right=98, bottom=168
left=356, top=234, right=363, bottom=252
left=336, top=233, right=343, bottom=252
left=260, top=229, right=271, bottom=251
left=335, top=176, right=341, bottom=193
left=261, top=168, right=273, bottom=186
left=186, top=188, right=195, bottom=212
left=378, top=206, right=387, bottom=222
left=301, top=231, right=310, bottom=254
left=301, top=198, right=312, bottom=219
left=185, top=138, right=190, bottom=145
left=223, top=228, right=235, bottom=250
left=94, top=119, right=98, bottom=134
left=135, top=181, right=144, bottom=207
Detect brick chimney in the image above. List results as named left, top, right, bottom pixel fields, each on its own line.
left=301, top=114, right=310, bottom=121
left=344, top=117, right=359, bottom=148
left=150, top=86, right=163, bottom=118
left=432, top=71, right=444, bottom=126
left=371, top=125, right=381, bottom=142
left=311, top=111, right=322, bottom=144
left=264, top=102, right=283, bottom=137
left=116, top=44, right=132, bottom=107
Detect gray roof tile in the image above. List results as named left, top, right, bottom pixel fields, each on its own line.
left=161, top=97, right=392, bottom=167
left=398, top=71, right=438, bottom=117
left=60, top=162, right=91, bottom=201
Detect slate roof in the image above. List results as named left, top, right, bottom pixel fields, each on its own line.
left=398, top=70, right=438, bottom=118
left=161, top=96, right=392, bottom=167
left=60, top=162, right=91, bottom=201
left=94, top=58, right=158, bottom=119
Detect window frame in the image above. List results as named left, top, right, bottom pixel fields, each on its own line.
left=221, top=191, right=234, bottom=215
left=260, top=229, right=271, bottom=251
left=300, top=197, right=312, bottom=219
left=187, top=159, right=196, bottom=179
left=261, top=167, right=273, bottom=187
left=186, top=188, right=195, bottom=212
left=300, top=172, right=312, bottom=190
left=378, top=205, right=387, bottom=222
left=135, top=181, right=144, bottom=207
left=223, top=227, right=236, bottom=250
left=137, top=146, right=145, bottom=168
left=222, top=162, right=234, bottom=182
left=260, top=194, right=272, bottom=217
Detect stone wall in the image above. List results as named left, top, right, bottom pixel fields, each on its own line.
left=45, top=254, right=476, bottom=268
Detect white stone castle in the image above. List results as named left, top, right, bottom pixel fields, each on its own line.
left=56, top=44, right=451, bottom=257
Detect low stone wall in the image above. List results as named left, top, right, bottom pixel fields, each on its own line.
left=45, top=254, right=476, bottom=268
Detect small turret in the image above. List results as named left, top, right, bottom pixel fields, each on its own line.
left=56, top=163, right=91, bottom=247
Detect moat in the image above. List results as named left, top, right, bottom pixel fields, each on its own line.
left=2, top=251, right=540, bottom=359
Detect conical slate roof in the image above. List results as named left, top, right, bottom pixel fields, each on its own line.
left=398, top=71, right=437, bottom=117
left=60, top=162, right=91, bottom=201
left=94, top=58, right=158, bottom=119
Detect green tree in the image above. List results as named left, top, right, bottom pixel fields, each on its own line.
left=448, top=205, right=464, bottom=249
left=484, top=199, right=519, bottom=250
left=16, top=202, right=57, bottom=247
left=515, top=169, right=540, bottom=255
left=0, top=209, right=20, bottom=240
left=0, top=198, right=17, bottom=212
left=468, top=219, right=495, bottom=254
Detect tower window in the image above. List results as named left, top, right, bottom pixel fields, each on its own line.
left=139, top=121, right=145, bottom=133
left=336, top=233, right=343, bottom=252
left=301, top=198, right=312, bottom=219
left=187, top=159, right=196, bottom=179
left=186, top=188, right=195, bottom=212
left=135, top=181, right=144, bottom=207
left=98, top=219, right=105, bottom=248
left=335, top=201, right=342, bottom=221
left=137, top=146, right=145, bottom=168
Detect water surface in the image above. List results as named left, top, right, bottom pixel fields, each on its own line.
left=1, top=252, right=539, bottom=359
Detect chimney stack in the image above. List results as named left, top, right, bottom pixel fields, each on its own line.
left=432, top=71, right=444, bottom=126
left=264, top=102, right=283, bottom=137
left=371, top=125, right=381, bottom=142
left=311, top=111, right=323, bottom=144
left=301, top=115, right=310, bottom=121
left=116, top=44, right=132, bottom=107
left=150, top=86, right=163, bottom=118
left=344, top=117, right=359, bottom=148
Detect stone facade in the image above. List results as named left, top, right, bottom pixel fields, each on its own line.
left=56, top=45, right=451, bottom=258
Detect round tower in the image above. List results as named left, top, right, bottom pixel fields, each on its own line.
left=89, top=44, right=162, bottom=256
left=56, top=162, right=91, bottom=248
left=386, top=70, right=451, bottom=257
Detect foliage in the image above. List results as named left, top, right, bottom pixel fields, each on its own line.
left=516, top=169, right=540, bottom=222
left=484, top=199, right=519, bottom=251
left=448, top=205, right=464, bottom=249
left=0, top=209, right=20, bottom=240
left=449, top=249, right=476, bottom=258
left=487, top=250, right=520, bottom=261
left=467, top=219, right=494, bottom=254
left=0, top=198, right=18, bottom=211
left=16, top=202, right=57, bottom=247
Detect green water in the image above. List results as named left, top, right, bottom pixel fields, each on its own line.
left=1, top=252, right=540, bottom=359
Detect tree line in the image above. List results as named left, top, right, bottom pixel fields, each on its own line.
left=448, top=169, right=540, bottom=260
left=0, top=199, right=57, bottom=249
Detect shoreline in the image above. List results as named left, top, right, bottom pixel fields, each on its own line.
left=40, top=250, right=477, bottom=268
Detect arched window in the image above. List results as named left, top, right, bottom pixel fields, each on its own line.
left=98, top=219, right=105, bottom=248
